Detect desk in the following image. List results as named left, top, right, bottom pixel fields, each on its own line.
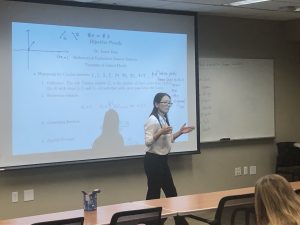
left=0, top=201, right=175, bottom=225
left=141, top=181, right=300, bottom=216
left=140, top=187, right=254, bottom=216
left=1, top=181, right=299, bottom=225
left=84, top=202, right=176, bottom=225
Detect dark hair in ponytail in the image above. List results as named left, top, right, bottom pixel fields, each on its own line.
left=150, top=92, right=171, bottom=127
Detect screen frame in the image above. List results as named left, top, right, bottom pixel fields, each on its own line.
left=1, top=0, right=200, bottom=170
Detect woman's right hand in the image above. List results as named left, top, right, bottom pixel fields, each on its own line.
left=159, top=125, right=173, bottom=135
left=153, top=125, right=172, bottom=141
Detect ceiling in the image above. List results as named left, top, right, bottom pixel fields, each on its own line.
left=65, top=0, right=300, bottom=21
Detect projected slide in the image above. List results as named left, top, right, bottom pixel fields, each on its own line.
left=12, top=22, right=188, bottom=156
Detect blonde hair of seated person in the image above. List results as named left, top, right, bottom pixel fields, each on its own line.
left=255, top=174, right=300, bottom=225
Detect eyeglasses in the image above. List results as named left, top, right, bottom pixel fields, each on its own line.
left=160, top=102, right=173, bottom=106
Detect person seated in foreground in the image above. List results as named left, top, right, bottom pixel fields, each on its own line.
left=255, top=174, right=300, bottom=225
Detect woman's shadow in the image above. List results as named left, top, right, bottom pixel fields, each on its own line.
left=92, top=109, right=124, bottom=155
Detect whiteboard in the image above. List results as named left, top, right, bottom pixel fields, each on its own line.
left=199, top=58, right=275, bottom=143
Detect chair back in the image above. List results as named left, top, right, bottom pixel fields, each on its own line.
left=31, top=217, right=84, bottom=225
left=215, top=193, right=255, bottom=225
left=276, top=142, right=300, bottom=167
left=109, top=207, right=162, bottom=225
left=276, top=142, right=300, bottom=181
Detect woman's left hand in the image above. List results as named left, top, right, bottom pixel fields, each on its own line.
left=180, top=123, right=195, bottom=134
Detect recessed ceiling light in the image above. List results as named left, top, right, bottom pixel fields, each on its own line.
left=72, top=0, right=94, bottom=2
left=229, top=0, right=270, bottom=6
left=279, top=6, right=297, bottom=11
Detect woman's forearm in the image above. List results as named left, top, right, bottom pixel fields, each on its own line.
left=173, top=130, right=182, bottom=141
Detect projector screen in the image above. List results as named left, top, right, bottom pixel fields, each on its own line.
left=0, top=0, right=198, bottom=169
